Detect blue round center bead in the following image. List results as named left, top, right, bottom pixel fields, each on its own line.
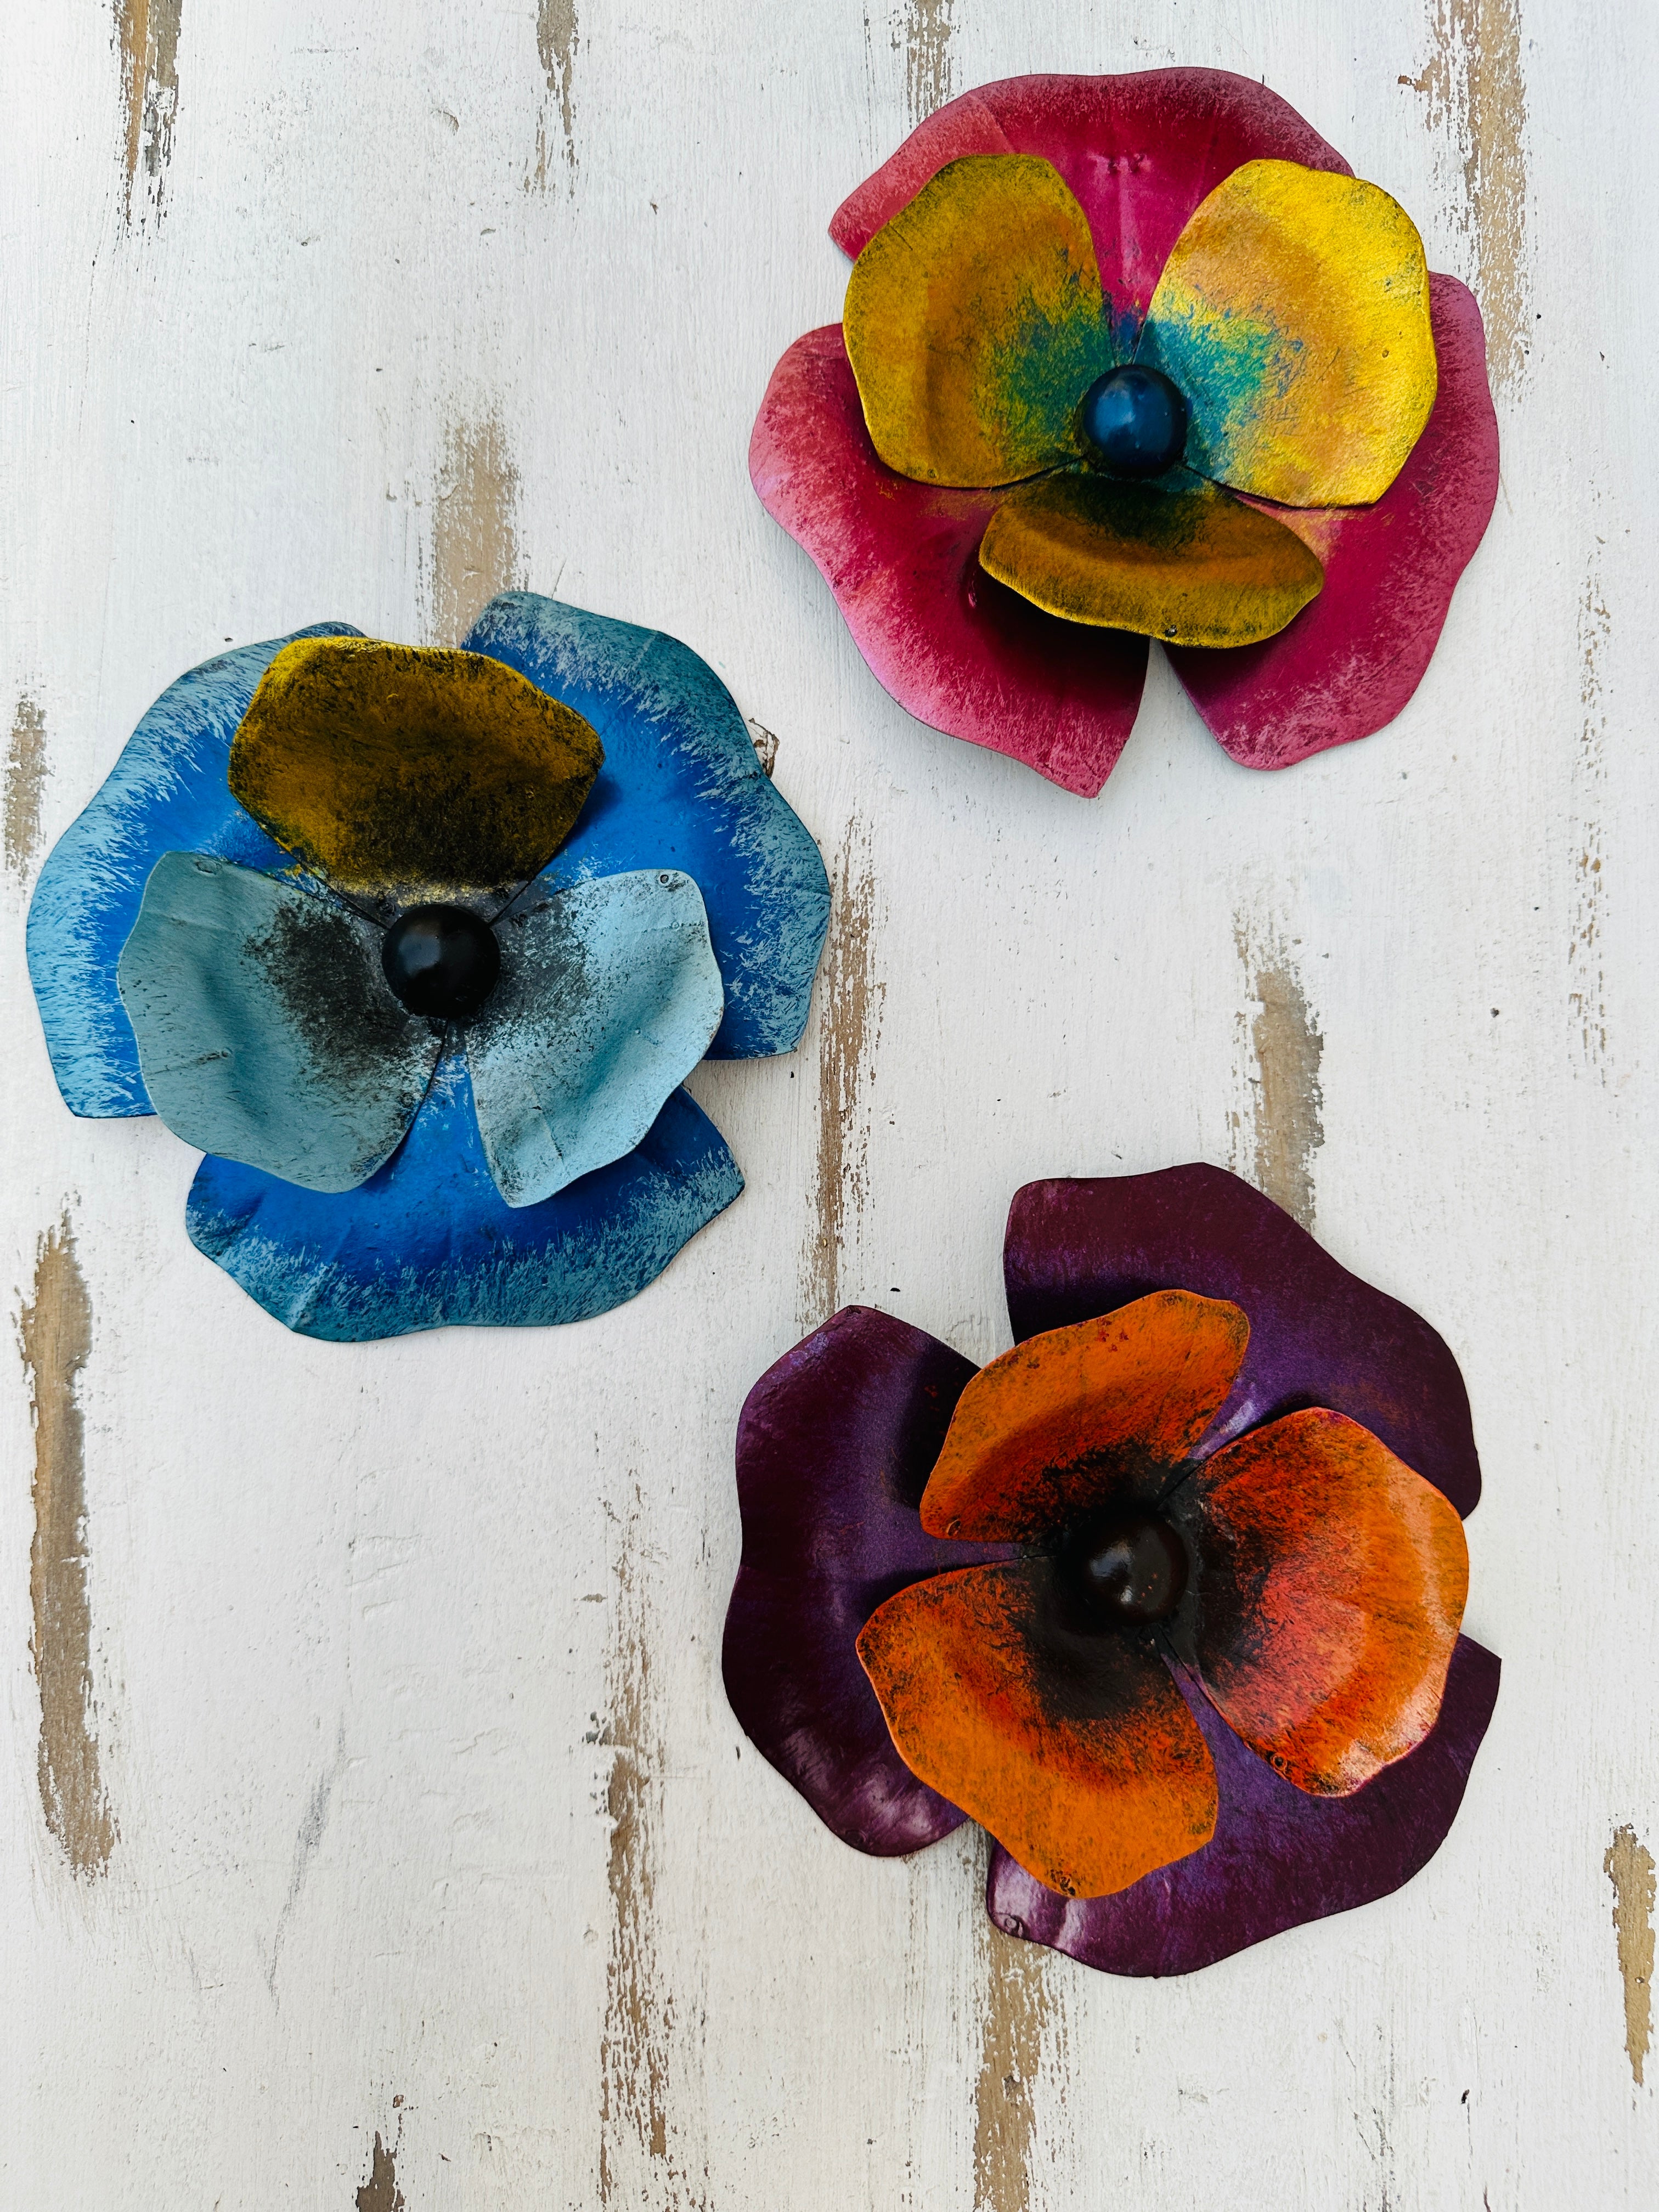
left=1077, top=364, right=1189, bottom=479
left=381, top=904, right=501, bottom=1020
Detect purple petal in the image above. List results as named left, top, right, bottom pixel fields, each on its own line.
left=986, top=1635, right=1499, bottom=1976
left=1003, top=1164, right=1480, bottom=1515
left=723, top=1306, right=1013, bottom=1854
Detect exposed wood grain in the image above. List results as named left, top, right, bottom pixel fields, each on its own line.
left=1606, top=1827, right=1655, bottom=2089
left=533, top=0, right=579, bottom=190
left=114, top=0, right=181, bottom=224
left=428, top=415, right=524, bottom=649
left=1570, top=554, right=1609, bottom=1073
left=972, top=1909, right=1051, bottom=2212
left=18, top=1217, right=115, bottom=1878
left=902, top=0, right=957, bottom=123
left=800, top=819, right=883, bottom=1327
left=1408, top=0, right=1531, bottom=391
left=355, top=2131, right=405, bottom=2212
left=4, top=696, right=48, bottom=879
left=1232, top=917, right=1324, bottom=1232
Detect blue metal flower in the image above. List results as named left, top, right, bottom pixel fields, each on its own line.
left=27, top=592, right=830, bottom=1341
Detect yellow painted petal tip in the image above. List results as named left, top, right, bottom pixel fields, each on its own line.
left=1141, top=160, right=1438, bottom=508
left=979, top=473, right=1324, bottom=646
left=844, top=154, right=1114, bottom=488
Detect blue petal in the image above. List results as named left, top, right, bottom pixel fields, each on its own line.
left=463, top=592, right=830, bottom=1060
left=471, top=870, right=724, bottom=1206
left=185, top=1056, right=743, bottom=1341
left=27, top=623, right=363, bottom=1117
left=118, top=854, right=442, bottom=1191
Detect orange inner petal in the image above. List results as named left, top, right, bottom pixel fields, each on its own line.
left=857, top=1564, right=1217, bottom=1898
left=920, top=1291, right=1249, bottom=1542
left=1194, top=1408, right=1470, bottom=1795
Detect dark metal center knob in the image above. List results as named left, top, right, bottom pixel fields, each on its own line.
left=381, top=904, right=500, bottom=1020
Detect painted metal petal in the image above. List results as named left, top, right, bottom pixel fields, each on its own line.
left=185, top=1060, right=741, bottom=1341
left=1139, top=162, right=1437, bottom=507
left=1003, top=1165, right=1481, bottom=1517
left=919, top=1292, right=1249, bottom=1542
left=229, top=636, right=603, bottom=906
left=844, top=154, right=1114, bottom=487
left=26, top=622, right=360, bottom=1119
left=1166, top=275, right=1499, bottom=768
left=986, top=1636, right=1500, bottom=1975
left=723, top=1307, right=1013, bottom=1857
left=858, top=1564, right=1218, bottom=1898
left=116, top=854, right=440, bottom=1192
left=467, top=870, right=723, bottom=1209
left=831, top=70, right=1350, bottom=332
left=979, top=470, right=1323, bottom=645
left=751, top=325, right=1149, bottom=797
left=1192, top=1410, right=1469, bottom=1794
left=462, top=593, right=829, bottom=1058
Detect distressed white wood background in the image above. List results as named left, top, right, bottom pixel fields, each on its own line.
left=4, top=2, right=1656, bottom=2205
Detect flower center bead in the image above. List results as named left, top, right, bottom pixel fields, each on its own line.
left=381, top=904, right=501, bottom=1020
left=1054, top=1506, right=1189, bottom=1629
left=1077, top=365, right=1189, bottom=479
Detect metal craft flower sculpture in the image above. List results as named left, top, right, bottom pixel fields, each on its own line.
left=724, top=1165, right=1498, bottom=1974
left=752, top=69, right=1500, bottom=795
left=27, top=592, right=830, bottom=1341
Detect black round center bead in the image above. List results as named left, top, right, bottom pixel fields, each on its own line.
left=1077, top=364, right=1189, bottom=479
left=381, top=904, right=501, bottom=1020
left=1055, top=1507, right=1189, bottom=1629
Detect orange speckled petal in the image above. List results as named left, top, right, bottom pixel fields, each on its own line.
left=1193, top=1408, right=1470, bottom=1795
left=978, top=470, right=1323, bottom=645
left=1139, top=160, right=1437, bottom=508
left=229, top=636, right=603, bottom=903
left=843, top=155, right=1116, bottom=488
left=921, top=1290, right=1249, bottom=1542
left=857, top=1564, right=1217, bottom=1898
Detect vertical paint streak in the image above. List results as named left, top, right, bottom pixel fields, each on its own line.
left=533, top=0, right=579, bottom=190
left=1569, top=555, right=1610, bottom=1072
left=1605, top=1825, right=1655, bottom=2087
left=801, top=820, right=884, bottom=1328
left=973, top=1909, right=1050, bottom=2211
left=5, top=697, right=48, bottom=879
left=356, top=2132, right=405, bottom=2211
left=1232, top=919, right=1325, bottom=1232
left=19, top=1218, right=115, bottom=1876
left=1408, top=0, right=1531, bottom=391
left=428, top=416, right=524, bottom=650
left=114, top=0, right=183, bottom=223
left=901, top=0, right=956, bottom=125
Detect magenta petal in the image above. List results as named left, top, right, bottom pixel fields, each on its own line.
left=723, top=1306, right=1013, bottom=1855
left=751, top=326, right=1148, bottom=795
left=830, top=69, right=1348, bottom=324
left=986, top=1636, right=1499, bottom=1976
left=1003, top=1164, right=1480, bottom=1515
left=1167, top=276, right=1500, bottom=768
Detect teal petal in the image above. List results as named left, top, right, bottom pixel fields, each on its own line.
left=469, top=869, right=724, bottom=1208
left=116, top=854, right=442, bottom=1192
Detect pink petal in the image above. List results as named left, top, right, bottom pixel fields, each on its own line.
left=750, top=324, right=1148, bottom=797
left=1166, top=275, right=1500, bottom=769
left=830, top=69, right=1349, bottom=325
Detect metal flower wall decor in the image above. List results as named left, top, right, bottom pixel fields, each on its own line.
left=752, top=69, right=1500, bottom=795
left=27, top=592, right=830, bottom=1341
left=723, top=1165, right=1498, bottom=1976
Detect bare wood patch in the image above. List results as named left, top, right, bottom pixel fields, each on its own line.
left=1407, top=0, right=1531, bottom=392
left=356, top=2130, right=405, bottom=2211
left=533, top=0, right=579, bottom=190
left=1605, top=1824, right=1655, bottom=2087
left=19, top=1217, right=116, bottom=1876
left=114, top=0, right=183, bottom=224
left=1232, top=919, right=1325, bottom=1231
left=800, top=820, right=884, bottom=1328
left=428, top=416, right=524, bottom=649
left=973, top=1916, right=1051, bottom=2211
left=5, top=696, right=49, bottom=880
left=746, top=720, right=779, bottom=780
left=900, top=0, right=956, bottom=124
left=1570, top=554, right=1610, bottom=1072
